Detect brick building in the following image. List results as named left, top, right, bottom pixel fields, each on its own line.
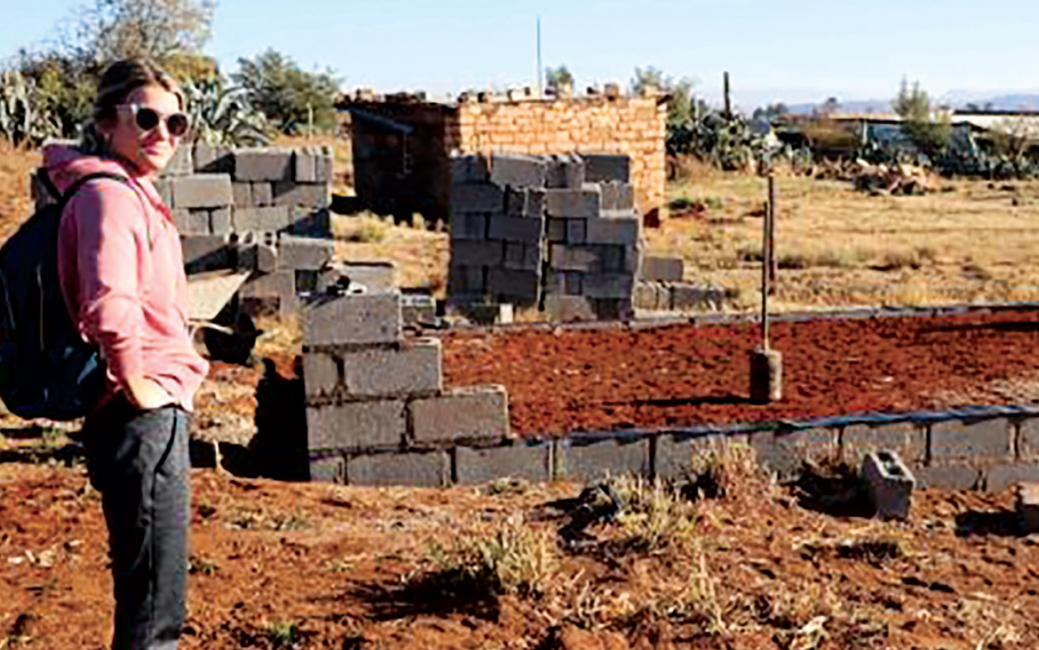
left=339, top=91, right=667, bottom=224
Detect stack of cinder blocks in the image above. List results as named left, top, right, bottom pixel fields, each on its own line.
left=633, top=256, right=730, bottom=312
left=449, top=153, right=642, bottom=320
left=156, top=143, right=336, bottom=317
left=302, top=291, right=511, bottom=485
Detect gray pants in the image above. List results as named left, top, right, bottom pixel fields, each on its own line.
left=83, top=396, right=191, bottom=650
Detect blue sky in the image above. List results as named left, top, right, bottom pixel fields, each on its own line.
left=4, top=0, right=1039, bottom=108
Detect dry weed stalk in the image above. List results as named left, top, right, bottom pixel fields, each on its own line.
left=610, top=476, right=698, bottom=553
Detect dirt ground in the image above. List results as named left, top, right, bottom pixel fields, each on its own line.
left=3, top=456, right=1038, bottom=649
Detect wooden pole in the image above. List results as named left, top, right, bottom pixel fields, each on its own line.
left=768, top=174, right=777, bottom=290
left=762, top=175, right=773, bottom=349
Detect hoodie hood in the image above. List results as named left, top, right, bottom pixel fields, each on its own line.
left=42, top=144, right=168, bottom=214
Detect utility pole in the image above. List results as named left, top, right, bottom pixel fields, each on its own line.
left=723, top=71, right=731, bottom=119
left=536, top=17, right=543, bottom=99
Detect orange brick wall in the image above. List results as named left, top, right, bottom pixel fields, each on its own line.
left=452, top=96, right=667, bottom=216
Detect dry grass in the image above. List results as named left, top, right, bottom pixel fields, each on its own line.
left=0, top=138, right=41, bottom=242
left=331, top=213, right=449, bottom=295
left=654, top=162, right=1039, bottom=311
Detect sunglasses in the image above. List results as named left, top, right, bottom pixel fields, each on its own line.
left=118, top=104, right=190, bottom=138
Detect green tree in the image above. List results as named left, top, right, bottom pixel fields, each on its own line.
left=630, top=67, right=694, bottom=126
left=892, top=77, right=951, bottom=157
left=232, top=49, right=339, bottom=135
left=545, top=65, right=573, bottom=93
left=65, top=0, right=215, bottom=67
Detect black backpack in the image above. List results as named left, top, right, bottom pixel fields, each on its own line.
left=0, top=170, right=128, bottom=420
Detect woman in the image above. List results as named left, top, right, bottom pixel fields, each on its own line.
left=44, top=59, right=208, bottom=649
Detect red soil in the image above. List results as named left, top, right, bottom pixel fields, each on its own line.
left=441, top=308, right=1039, bottom=435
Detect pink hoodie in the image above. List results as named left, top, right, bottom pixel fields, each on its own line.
left=45, top=144, right=208, bottom=411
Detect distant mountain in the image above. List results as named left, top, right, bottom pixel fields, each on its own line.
left=781, top=94, right=1039, bottom=115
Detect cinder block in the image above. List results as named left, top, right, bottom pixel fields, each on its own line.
left=308, top=453, right=346, bottom=483
left=566, top=219, right=587, bottom=243
left=449, top=264, right=485, bottom=296
left=915, top=465, right=982, bottom=490
left=232, top=182, right=252, bottom=208
left=546, top=218, right=567, bottom=241
left=452, top=155, right=490, bottom=184
left=555, top=436, right=652, bottom=482
left=544, top=271, right=583, bottom=296
left=210, top=207, right=232, bottom=234
left=842, top=422, right=927, bottom=466
left=549, top=245, right=623, bottom=273
left=193, top=143, right=233, bottom=174
left=453, top=240, right=504, bottom=267
left=273, top=182, right=330, bottom=209
left=410, top=385, right=510, bottom=444
left=581, top=154, right=630, bottom=183
left=654, top=434, right=692, bottom=480
left=489, top=154, right=548, bottom=188
left=506, top=187, right=546, bottom=217
left=164, top=144, right=193, bottom=176
left=593, top=297, right=634, bottom=321
left=321, top=261, right=397, bottom=293
left=171, top=174, right=233, bottom=209
left=930, top=417, right=1011, bottom=461
left=174, top=209, right=208, bottom=235
left=315, top=150, right=334, bottom=184
left=277, top=234, right=334, bottom=271
left=503, top=242, right=541, bottom=271
left=236, top=235, right=278, bottom=273
left=984, top=464, right=1039, bottom=492
left=581, top=273, right=635, bottom=299
left=1019, top=483, right=1039, bottom=533
left=455, top=442, right=552, bottom=485
left=306, top=399, right=406, bottom=450
left=586, top=214, right=639, bottom=245
left=302, top=351, right=339, bottom=398
left=487, top=268, right=540, bottom=304
left=546, top=154, right=585, bottom=189
left=633, top=281, right=665, bottom=310
left=1018, top=417, right=1039, bottom=459
left=233, top=206, right=293, bottom=232
left=180, top=234, right=232, bottom=273
left=543, top=295, right=596, bottom=322
left=451, top=183, right=505, bottom=214
left=239, top=269, right=297, bottom=316
left=669, top=284, right=727, bottom=310
left=641, top=256, right=684, bottom=282
left=545, top=186, right=601, bottom=218
left=599, top=181, right=635, bottom=211
left=303, top=292, right=403, bottom=346
left=451, top=212, right=488, bottom=240
left=347, top=450, right=450, bottom=487
left=294, top=149, right=318, bottom=182
left=861, top=450, right=915, bottom=519
left=487, top=215, right=543, bottom=242
left=340, top=339, right=442, bottom=398
left=252, top=182, right=273, bottom=207
left=401, top=294, right=437, bottom=327
left=748, top=427, right=840, bottom=482
left=234, top=149, right=294, bottom=182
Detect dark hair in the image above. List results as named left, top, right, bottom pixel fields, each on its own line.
left=80, top=58, right=185, bottom=153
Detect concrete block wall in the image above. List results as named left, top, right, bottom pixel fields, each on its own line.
left=449, top=153, right=642, bottom=319
left=304, top=404, right=1039, bottom=491
left=160, top=144, right=336, bottom=318
left=453, top=95, right=666, bottom=218
left=301, top=291, right=510, bottom=485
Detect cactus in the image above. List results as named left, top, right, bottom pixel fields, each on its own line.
left=182, top=76, right=270, bottom=146
left=0, top=71, right=60, bottom=146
